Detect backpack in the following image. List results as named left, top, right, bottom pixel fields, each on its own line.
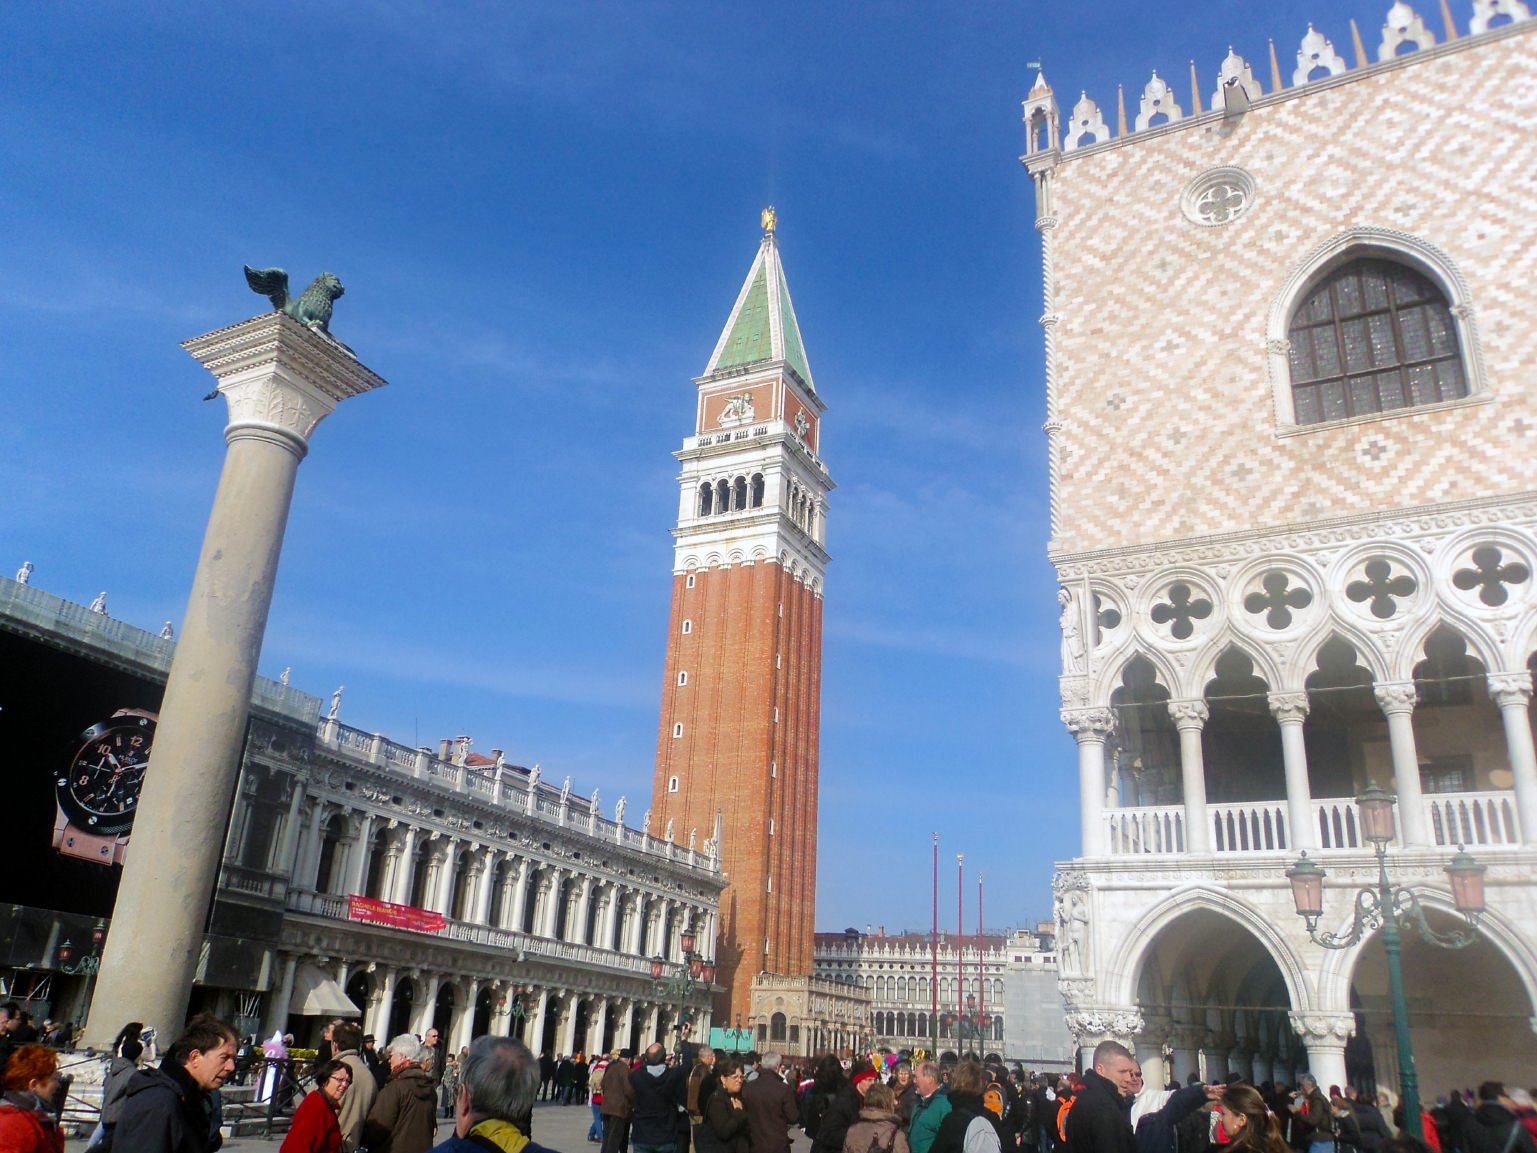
left=866, top=1124, right=898, bottom=1153
left=983, top=1076, right=1009, bottom=1121
left=1057, top=1093, right=1076, bottom=1142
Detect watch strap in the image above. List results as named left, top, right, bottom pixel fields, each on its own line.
left=53, top=809, right=129, bottom=865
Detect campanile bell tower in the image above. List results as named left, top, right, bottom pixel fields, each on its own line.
left=651, top=209, right=831, bottom=1023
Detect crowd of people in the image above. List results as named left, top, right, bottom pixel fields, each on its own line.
left=0, top=1004, right=1533, bottom=1153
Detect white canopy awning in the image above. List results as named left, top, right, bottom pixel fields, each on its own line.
left=293, top=964, right=361, bottom=1017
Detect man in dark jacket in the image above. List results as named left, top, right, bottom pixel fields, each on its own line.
left=741, top=1051, right=800, bottom=1153
left=113, top=1014, right=238, bottom=1153
left=630, top=1043, right=691, bottom=1153
left=363, top=1033, right=440, bottom=1153
left=602, top=1049, right=637, bottom=1153
left=1064, top=1041, right=1138, bottom=1153
left=1460, top=1083, right=1537, bottom=1153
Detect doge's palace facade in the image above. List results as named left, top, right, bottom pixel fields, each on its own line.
left=1026, top=5, right=1537, bottom=1093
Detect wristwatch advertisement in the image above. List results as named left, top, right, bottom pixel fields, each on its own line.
left=53, top=707, right=158, bottom=866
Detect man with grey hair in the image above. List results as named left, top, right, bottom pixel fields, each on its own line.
left=363, top=1033, right=439, bottom=1153
left=1289, top=1073, right=1335, bottom=1153
left=431, top=1035, right=556, bottom=1152
left=741, top=1050, right=799, bottom=1153
left=910, top=1061, right=952, bottom=1153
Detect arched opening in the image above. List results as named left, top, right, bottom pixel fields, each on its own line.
left=345, top=970, right=373, bottom=1025
left=1347, top=913, right=1537, bottom=1093
left=389, top=977, right=416, bottom=1039
left=522, top=869, right=543, bottom=935
left=1134, top=907, right=1299, bottom=1087
left=751, top=473, right=765, bottom=508
left=1304, top=636, right=1380, bottom=805
left=473, top=985, right=494, bottom=1038
left=490, top=860, right=514, bottom=929
left=407, top=840, right=432, bottom=909
left=448, top=852, right=473, bottom=921
left=716, top=479, right=730, bottom=513
left=698, top=482, right=713, bottom=516
left=540, top=998, right=561, bottom=1057
left=1111, top=656, right=1178, bottom=805
left=1413, top=626, right=1498, bottom=796
left=770, top=1011, right=787, bottom=1042
left=1203, top=647, right=1282, bottom=803
left=733, top=476, right=748, bottom=510
left=364, top=827, right=390, bottom=899
left=435, top=983, right=456, bottom=1045
left=314, top=813, right=347, bottom=894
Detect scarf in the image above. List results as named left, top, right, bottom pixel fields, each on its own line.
left=467, top=1117, right=530, bottom=1153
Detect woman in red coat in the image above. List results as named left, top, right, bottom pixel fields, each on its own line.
left=281, top=1059, right=354, bottom=1153
left=0, top=1044, right=65, bottom=1153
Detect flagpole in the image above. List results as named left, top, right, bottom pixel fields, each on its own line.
left=931, top=833, right=939, bottom=1054
left=956, top=852, right=964, bottom=1052
left=978, top=872, right=986, bottom=1053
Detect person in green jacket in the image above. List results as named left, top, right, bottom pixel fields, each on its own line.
left=910, top=1062, right=953, bottom=1153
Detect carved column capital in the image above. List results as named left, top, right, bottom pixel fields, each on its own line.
left=1288, top=1011, right=1356, bottom=1042
left=1066, top=1006, right=1144, bottom=1047
left=1268, top=691, right=1310, bottom=724
left=1488, top=671, right=1534, bottom=707
left=1167, top=700, right=1210, bottom=730
left=1061, top=707, right=1116, bottom=739
left=1373, top=682, right=1418, bottom=716
left=183, top=312, right=386, bottom=460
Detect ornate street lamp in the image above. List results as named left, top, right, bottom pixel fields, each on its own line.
left=503, top=984, right=536, bottom=1040
left=1285, top=787, right=1484, bottom=1141
left=652, top=924, right=716, bottom=1042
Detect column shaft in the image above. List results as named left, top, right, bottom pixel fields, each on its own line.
left=1490, top=675, right=1537, bottom=845
left=1376, top=685, right=1428, bottom=845
left=1270, top=693, right=1314, bottom=850
left=1170, top=702, right=1211, bottom=853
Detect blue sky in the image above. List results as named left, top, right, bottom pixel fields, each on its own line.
left=3, top=0, right=1415, bottom=932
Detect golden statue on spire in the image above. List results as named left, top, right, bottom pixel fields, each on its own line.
left=761, top=205, right=777, bottom=234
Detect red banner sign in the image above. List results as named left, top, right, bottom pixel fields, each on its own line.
left=347, top=895, right=446, bottom=934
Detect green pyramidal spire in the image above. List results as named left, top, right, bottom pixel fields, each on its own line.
left=704, top=209, right=815, bottom=392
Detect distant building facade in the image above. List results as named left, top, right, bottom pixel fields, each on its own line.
left=1026, top=6, right=1537, bottom=1092
left=811, top=926, right=1071, bottom=1065
left=651, top=215, right=833, bottom=1027
left=1, top=575, right=722, bottom=1054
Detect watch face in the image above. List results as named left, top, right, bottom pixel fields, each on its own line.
left=56, top=714, right=156, bottom=836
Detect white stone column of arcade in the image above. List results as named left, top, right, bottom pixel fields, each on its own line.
left=1168, top=701, right=1212, bottom=853
left=1374, top=683, right=1428, bottom=845
left=1062, top=708, right=1116, bottom=857
left=1269, top=692, right=1315, bottom=850
left=1289, top=1011, right=1353, bottom=1094
left=1488, top=672, right=1537, bottom=846
left=84, top=311, right=384, bottom=1046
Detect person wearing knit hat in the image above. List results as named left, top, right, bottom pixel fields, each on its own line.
left=852, top=1068, right=879, bottom=1094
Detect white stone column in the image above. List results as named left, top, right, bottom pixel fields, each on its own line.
left=614, top=999, right=634, bottom=1053
left=510, top=858, right=532, bottom=931
left=1489, top=673, right=1537, bottom=846
left=433, top=839, right=458, bottom=914
left=644, top=1002, right=661, bottom=1047
left=559, top=994, right=581, bottom=1057
left=84, top=312, right=385, bottom=1048
left=572, top=877, right=595, bottom=945
left=1062, top=708, right=1116, bottom=857
left=628, top=896, right=648, bottom=954
left=264, top=953, right=298, bottom=1038
left=474, top=851, right=499, bottom=925
left=391, top=826, right=420, bottom=905
left=1270, top=692, right=1315, bottom=850
left=1290, top=1012, right=1353, bottom=1094
left=346, top=813, right=375, bottom=897
left=1170, top=1026, right=1202, bottom=1085
left=416, top=972, right=443, bottom=1036
left=528, top=989, right=551, bottom=1053
left=1375, top=683, right=1428, bottom=845
left=371, top=967, right=398, bottom=1040
left=454, top=979, right=480, bottom=1052
left=585, top=996, right=608, bottom=1055
left=282, top=790, right=316, bottom=885
left=1169, top=701, right=1212, bottom=852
